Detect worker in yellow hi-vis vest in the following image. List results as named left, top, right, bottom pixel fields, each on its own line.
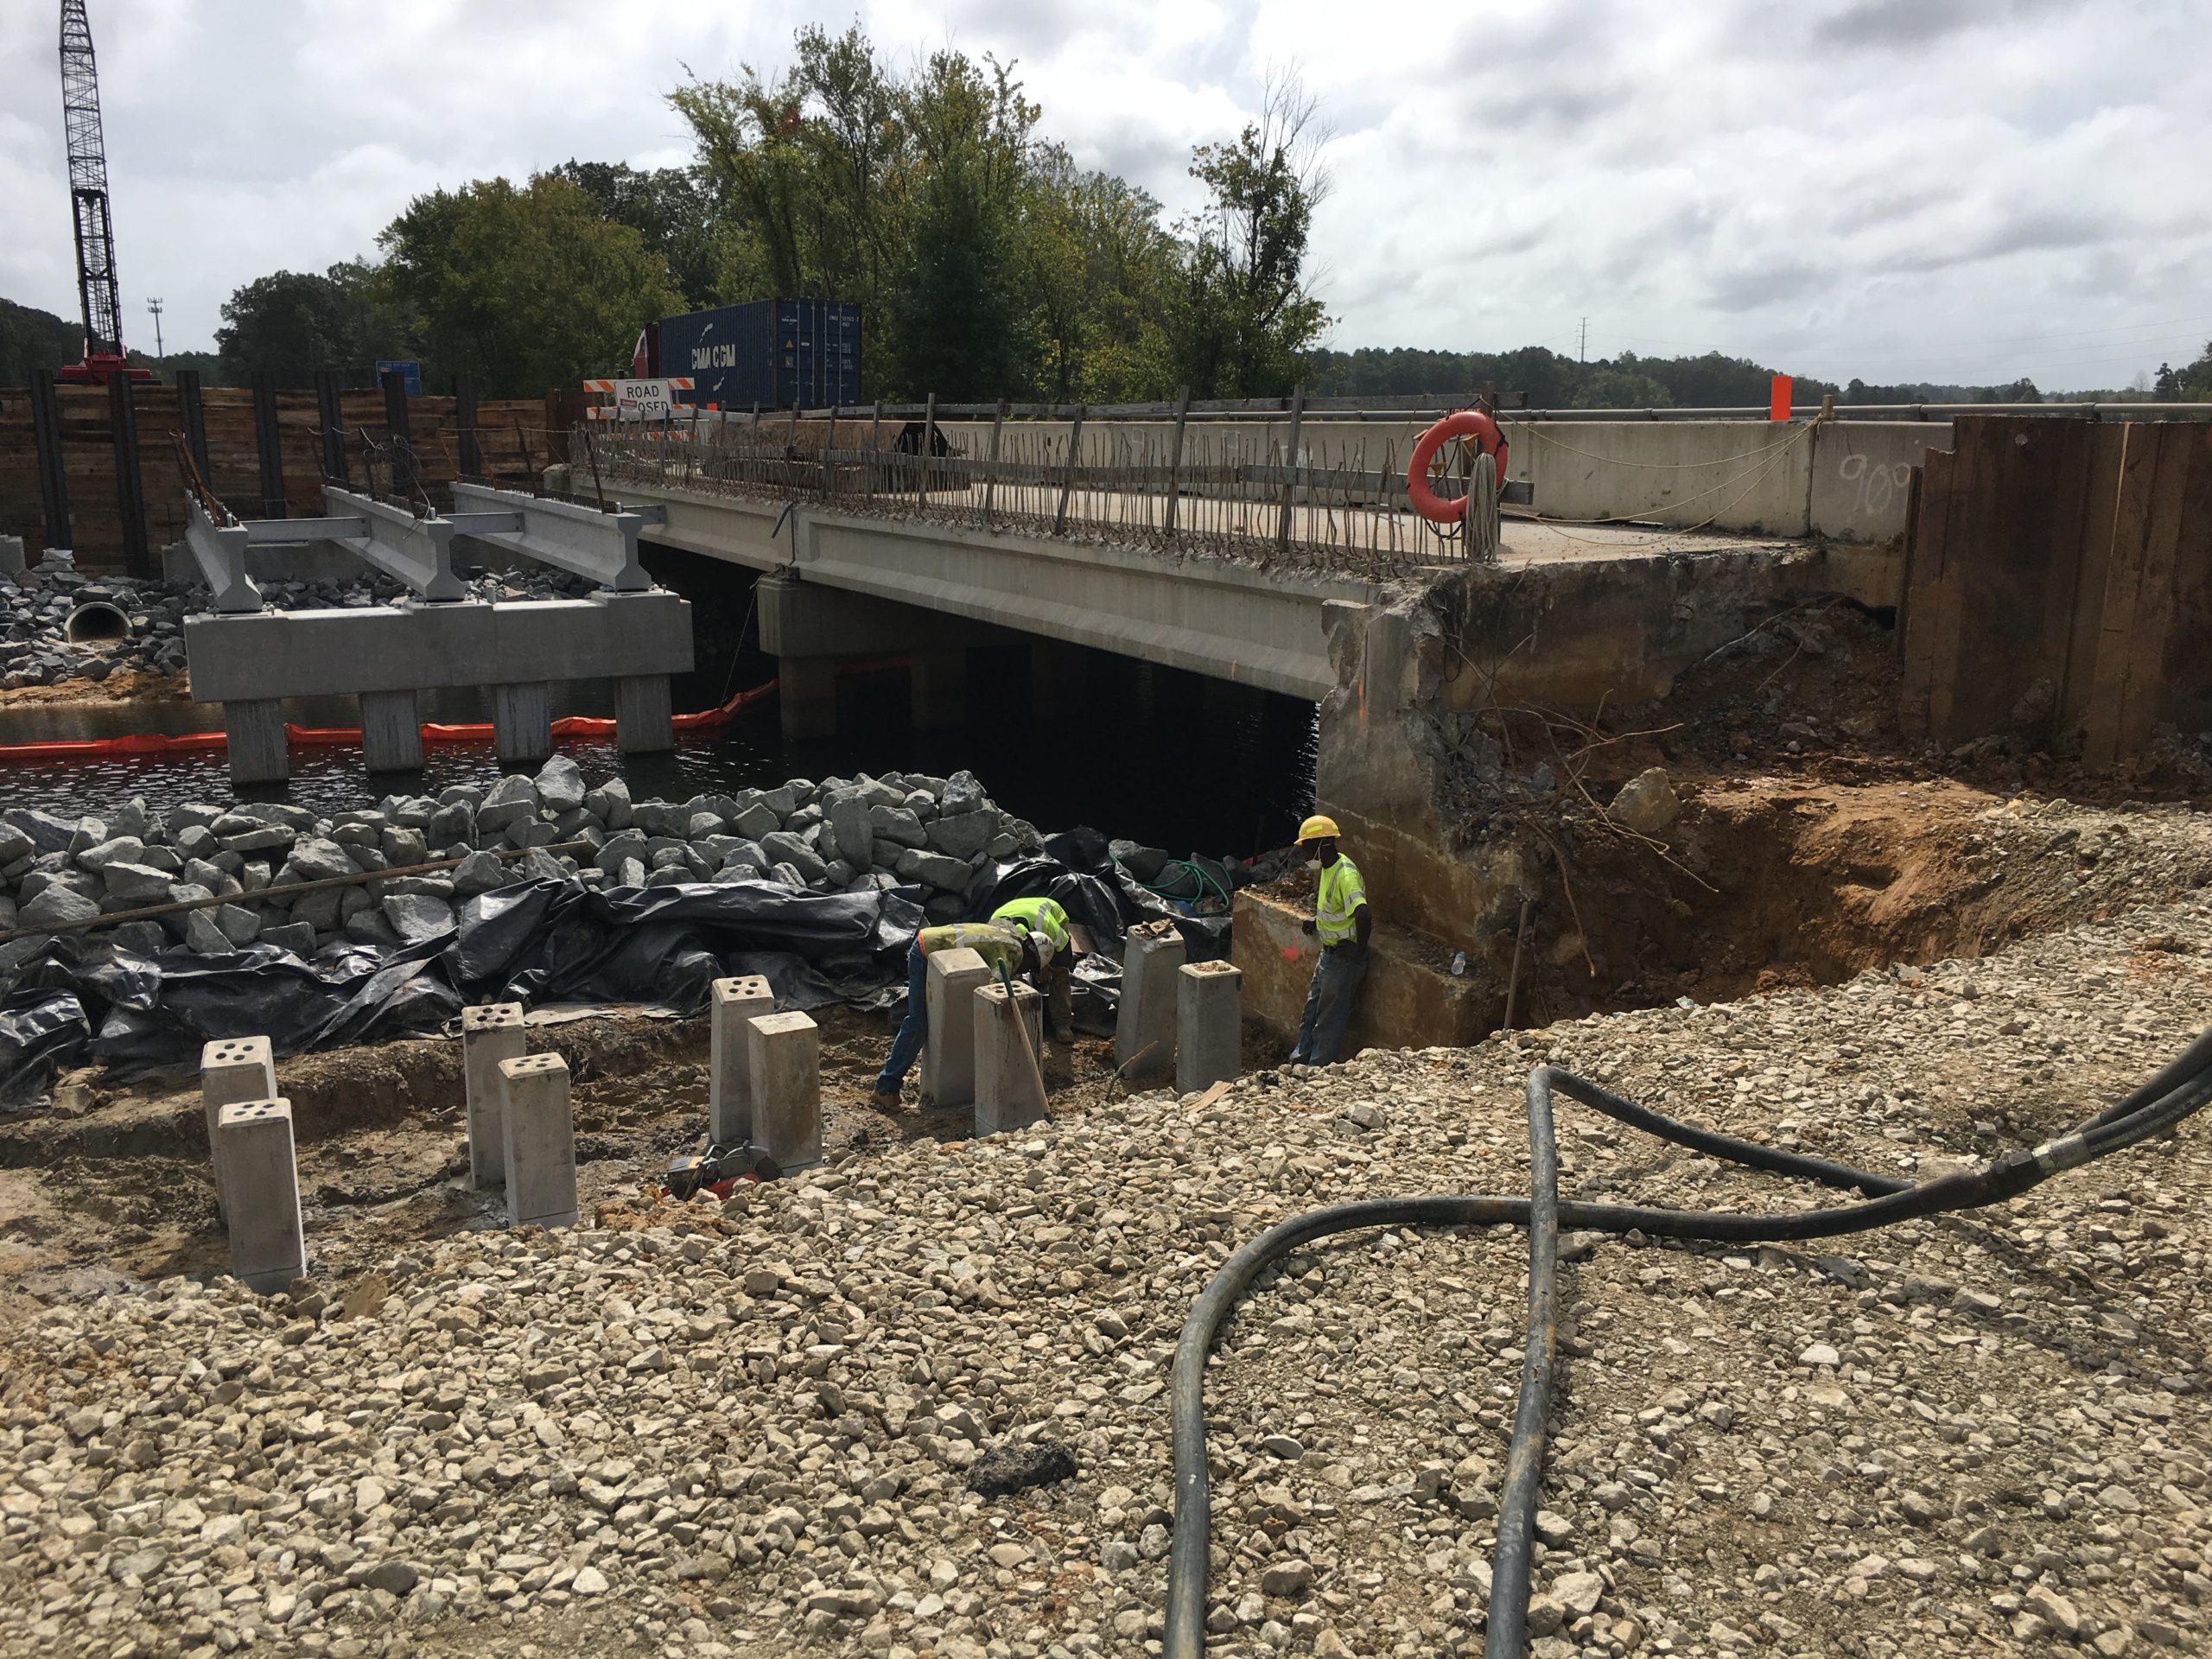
left=1289, top=814, right=1371, bottom=1067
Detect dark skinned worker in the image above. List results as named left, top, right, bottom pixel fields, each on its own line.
left=990, top=894, right=1078, bottom=1042
left=872, top=920, right=1040, bottom=1109
left=1288, top=814, right=1372, bottom=1067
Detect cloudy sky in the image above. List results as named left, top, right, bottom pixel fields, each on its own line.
left=3, top=0, right=2208, bottom=390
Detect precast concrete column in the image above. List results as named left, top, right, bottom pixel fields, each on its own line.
left=709, top=975, right=775, bottom=1145
left=224, top=699, right=289, bottom=785
left=1115, top=922, right=1186, bottom=1085
left=911, top=648, right=968, bottom=730
left=213, top=1099, right=305, bottom=1293
left=200, top=1036, right=276, bottom=1222
left=779, top=658, right=837, bottom=741
left=920, top=947, right=990, bottom=1107
left=975, top=981, right=1047, bottom=1136
left=492, top=682, right=553, bottom=765
left=359, top=690, right=423, bottom=773
left=1176, top=960, right=1243, bottom=1094
left=615, top=675, right=674, bottom=753
left=461, top=1002, right=526, bottom=1188
left=745, top=1011, right=822, bottom=1172
left=498, top=1052, right=579, bottom=1230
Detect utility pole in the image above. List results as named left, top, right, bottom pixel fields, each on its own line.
left=1578, top=317, right=1588, bottom=362
left=147, top=296, right=163, bottom=365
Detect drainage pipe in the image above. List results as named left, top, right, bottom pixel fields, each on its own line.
left=1161, top=1033, right=2212, bottom=1659
left=62, top=601, right=130, bottom=645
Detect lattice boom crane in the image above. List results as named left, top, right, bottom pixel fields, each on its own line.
left=57, top=0, right=147, bottom=385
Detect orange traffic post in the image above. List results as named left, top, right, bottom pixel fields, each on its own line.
left=1769, top=374, right=1793, bottom=422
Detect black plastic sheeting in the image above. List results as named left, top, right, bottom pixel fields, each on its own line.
left=0, top=878, right=925, bottom=1105
left=0, top=829, right=1240, bottom=1105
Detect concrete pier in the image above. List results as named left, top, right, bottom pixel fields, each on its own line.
left=911, top=648, right=968, bottom=729
left=498, top=1052, right=579, bottom=1229
left=779, top=657, right=837, bottom=740
left=975, top=980, right=1047, bottom=1136
left=359, top=689, right=423, bottom=773
left=709, top=975, right=775, bottom=1144
left=213, top=1098, right=305, bottom=1293
left=492, top=682, right=553, bottom=765
left=1176, top=959, right=1243, bottom=1094
left=200, top=1035, right=276, bottom=1221
left=461, top=1002, right=527, bottom=1187
left=1115, top=922, right=1186, bottom=1085
left=746, top=1011, right=823, bottom=1172
left=920, top=946, right=990, bottom=1106
left=224, top=699, right=288, bottom=785
left=614, top=674, right=674, bottom=753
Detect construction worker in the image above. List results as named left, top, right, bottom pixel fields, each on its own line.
left=991, top=894, right=1077, bottom=1042
left=1288, top=814, right=1371, bottom=1067
left=871, top=919, right=1040, bottom=1109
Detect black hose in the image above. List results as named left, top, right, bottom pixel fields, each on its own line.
left=1160, top=1034, right=2212, bottom=1659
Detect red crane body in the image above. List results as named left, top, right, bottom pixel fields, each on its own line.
left=57, top=0, right=149, bottom=385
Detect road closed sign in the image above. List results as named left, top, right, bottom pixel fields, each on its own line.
left=613, top=378, right=676, bottom=421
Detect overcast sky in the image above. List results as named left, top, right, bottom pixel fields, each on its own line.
left=3, top=0, right=2208, bottom=390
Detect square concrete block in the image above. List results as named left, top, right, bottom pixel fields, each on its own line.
left=201, top=1035, right=276, bottom=1221
left=498, top=1052, right=579, bottom=1230
left=921, top=946, right=990, bottom=1107
left=461, top=1002, right=527, bottom=1188
left=975, top=980, right=1047, bottom=1137
left=709, top=975, right=775, bottom=1145
left=213, top=1098, right=305, bottom=1294
left=1176, top=959, right=1243, bottom=1094
left=1115, top=922, right=1186, bottom=1085
left=745, top=1010, right=821, bottom=1173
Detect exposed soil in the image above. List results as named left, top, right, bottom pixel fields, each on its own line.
left=0, top=1004, right=1277, bottom=1333
left=0, top=666, right=192, bottom=711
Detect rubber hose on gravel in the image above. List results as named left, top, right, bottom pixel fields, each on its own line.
left=1161, top=1032, right=2212, bottom=1659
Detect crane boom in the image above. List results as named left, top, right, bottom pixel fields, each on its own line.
left=57, top=0, right=143, bottom=382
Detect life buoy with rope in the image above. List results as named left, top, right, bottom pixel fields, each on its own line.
left=1405, top=410, right=1509, bottom=524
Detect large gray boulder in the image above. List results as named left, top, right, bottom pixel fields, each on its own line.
left=940, top=769, right=988, bottom=815
left=926, top=810, right=999, bottom=861
left=824, top=791, right=873, bottom=868
left=184, top=910, right=234, bottom=955
left=18, top=886, right=99, bottom=929
left=344, top=907, right=402, bottom=946
left=212, top=904, right=261, bottom=946
left=101, top=862, right=175, bottom=905
left=895, top=848, right=973, bottom=893
left=869, top=804, right=928, bottom=849
left=535, top=753, right=586, bottom=813
left=731, top=800, right=780, bottom=842
left=476, top=775, right=538, bottom=832
left=261, top=919, right=317, bottom=956
left=74, top=836, right=146, bottom=873
left=760, top=831, right=826, bottom=885
left=3, top=809, right=77, bottom=856
left=382, top=893, right=454, bottom=942
left=451, top=850, right=511, bottom=899
left=285, top=838, right=358, bottom=883
left=584, top=776, right=632, bottom=830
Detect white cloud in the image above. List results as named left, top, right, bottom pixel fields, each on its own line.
left=0, top=0, right=2205, bottom=386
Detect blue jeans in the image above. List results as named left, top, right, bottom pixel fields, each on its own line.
left=875, top=941, right=931, bottom=1093
left=1290, top=945, right=1367, bottom=1066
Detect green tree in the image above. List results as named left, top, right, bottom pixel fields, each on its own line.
left=0, top=296, right=82, bottom=384
left=375, top=175, right=679, bottom=396
left=1571, top=365, right=1674, bottom=410
left=1024, top=154, right=1176, bottom=401
left=214, top=260, right=410, bottom=387
left=546, top=161, right=721, bottom=311
left=1166, top=70, right=1332, bottom=398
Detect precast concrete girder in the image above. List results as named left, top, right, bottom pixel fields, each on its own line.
left=182, top=499, right=263, bottom=614
left=318, top=486, right=470, bottom=601
left=449, top=481, right=656, bottom=590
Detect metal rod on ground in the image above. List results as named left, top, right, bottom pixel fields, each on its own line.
left=1001, top=963, right=1052, bottom=1110
left=0, top=842, right=594, bottom=946
left=1275, top=385, right=1305, bottom=556
left=983, top=402, right=1005, bottom=527
left=1054, top=405, right=1087, bottom=534
left=1163, top=386, right=1190, bottom=542
left=1502, top=896, right=1533, bottom=1033
left=920, top=393, right=937, bottom=508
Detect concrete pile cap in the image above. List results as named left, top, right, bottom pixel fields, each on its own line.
left=714, top=975, right=773, bottom=1001
left=1184, top=959, right=1241, bottom=977
left=749, top=1010, right=817, bottom=1037
left=202, top=1036, right=273, bottom=1067
left=977, top=981, right=1039, bottom=1004
left=499, top=1053, right=569, bottom=1079
left=461, top=1002, right=525, bottom=1032
left=216, top=1098, right=289, bottom=1127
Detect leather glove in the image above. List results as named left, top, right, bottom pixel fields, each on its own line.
left=1300, top=918, right=1318, bottom=937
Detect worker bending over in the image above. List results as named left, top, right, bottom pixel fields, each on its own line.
left=871, top=920, right=1039, bottom=1109
left=1289, top=814, right=1371, bottom=1067
left=990, top=894, right=1077, bottom=1043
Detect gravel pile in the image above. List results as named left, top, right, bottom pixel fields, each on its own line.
left=3, top=871, right=2208, bottom=1659
left=0, top=760, right=1041, bottom=979
left=0, top=563, right=592, bottom=691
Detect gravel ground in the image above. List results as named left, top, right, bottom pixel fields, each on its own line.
left=3, top=880, right=2209, bottom=1659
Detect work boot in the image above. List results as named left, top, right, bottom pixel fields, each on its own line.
left=869, top=1087, right=906, bottom=1113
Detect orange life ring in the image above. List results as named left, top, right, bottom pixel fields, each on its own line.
left=1405, top=410, right=1509, bottom=524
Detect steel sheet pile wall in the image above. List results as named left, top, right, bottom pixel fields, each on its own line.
left=0, top=383, right=555, bottom=571
left=1899, top=415, right=2212, bottom=768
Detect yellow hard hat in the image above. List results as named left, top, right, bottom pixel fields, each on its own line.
left=1297, top=814, right=1341, bottom=842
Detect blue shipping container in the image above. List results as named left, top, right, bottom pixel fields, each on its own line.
left=657, top=299, right=862, bottom=410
